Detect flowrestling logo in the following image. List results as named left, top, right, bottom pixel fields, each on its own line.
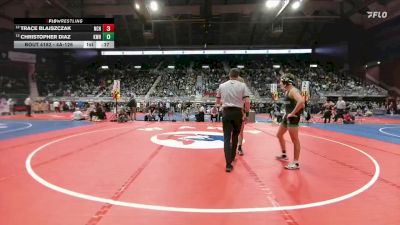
left=150, top=131, right=224, bottom=149
left=367, top=11, right=388, bottom=19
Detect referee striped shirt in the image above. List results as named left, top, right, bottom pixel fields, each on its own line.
left=216, top=80, right=251, bottom=109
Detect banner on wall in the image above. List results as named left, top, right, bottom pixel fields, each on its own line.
left=8, top=51, right=36, bottom=63
left=112, top=80, right=121, bottom=100
left=271, top=83, right=279, bottom=101
left=301, top=81, right=310, bottom=101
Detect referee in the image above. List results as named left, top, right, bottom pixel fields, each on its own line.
left=216, top=69, right=251, bottom=172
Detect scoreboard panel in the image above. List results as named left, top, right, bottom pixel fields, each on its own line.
left=14, top=18, right=115, bottom=49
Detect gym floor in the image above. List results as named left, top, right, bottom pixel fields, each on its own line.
left=1, top=113, right=399, bottom=225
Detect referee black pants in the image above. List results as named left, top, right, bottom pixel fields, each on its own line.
left=334, top=109, right=344, bottom=122
left=222, top=107, right=243, bottom=166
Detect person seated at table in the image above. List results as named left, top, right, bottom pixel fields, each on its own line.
left=343, top=112, right=355, bottom=124
left=144, top=104, right=157, bottom=121
left=195, top=104, right=205, bottom=122
left=158, top=104, right=166, bottom=121
left=71, top=108, right=85, bottom=120
left=210, top=105, right=218, bottom=122
left=96, top=103, right=107, bottom=120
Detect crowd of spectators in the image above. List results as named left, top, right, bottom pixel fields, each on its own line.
left=0, top=61, right=30, bottom=95
left=201, top=69, right=227, bottom=97
left=0, top=75, right=29, bottom=94
left=151, top=68, right=197, bottom=97
left=19, top=56, right=382, bottom=100
left=225, top=59, right=387, bottom=98
left=36, top=65, right=158, bottom=98
left=98, top=67, right=158, bottom=97
left=1, top=58, right=389, bottom=104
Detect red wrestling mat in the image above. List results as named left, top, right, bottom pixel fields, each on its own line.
left=0, top=112, right=75, bottom=121
left=356, top=116, right=400, bottom=124
left=256, top=113, right=400, bottom=125
left=312, top=115, right=400, bottom=124
left=0, top=112, right=148, bottom=121
left=0, top=121, right=399, bottom=225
